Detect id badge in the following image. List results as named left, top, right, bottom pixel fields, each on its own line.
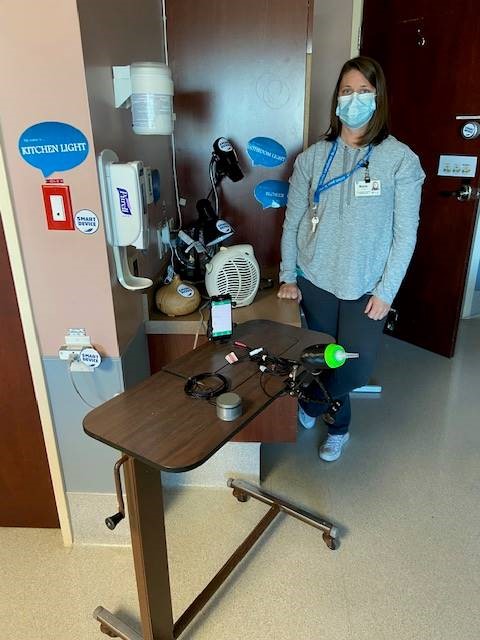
left=355, top=180, right=381, bottom=197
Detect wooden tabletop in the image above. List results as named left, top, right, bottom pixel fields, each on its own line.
left=83, top=320, right=331, bottom=473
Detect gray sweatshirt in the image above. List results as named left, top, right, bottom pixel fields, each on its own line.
left=279, top=135, right=425, bottom=304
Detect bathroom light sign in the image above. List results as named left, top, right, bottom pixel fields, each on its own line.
left=247, top=137, right=287, bottom=168
left=18, top=121, right=89, bottom=177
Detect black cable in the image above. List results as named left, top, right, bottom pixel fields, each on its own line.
left=259, top=371, right=288, bottom=400
left=208, top=157, right=220, bottom=216
left=184, top=372, right=229, bottom=400
left=205, top=158, right=215, bottom=200
left=255, top=351, right=337, bottom=406
left=258, top=353, right=293, bottom=377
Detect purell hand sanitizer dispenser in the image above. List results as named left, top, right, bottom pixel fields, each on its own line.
left=97, top=149, right=153, bottom=291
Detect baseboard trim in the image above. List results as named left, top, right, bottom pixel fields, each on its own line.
left=67, top=442, right=260, bottom=546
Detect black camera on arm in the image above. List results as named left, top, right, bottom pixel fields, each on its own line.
left=212, top=137, right=244, bottom=184
left=284, top=343, right=359, bottom=423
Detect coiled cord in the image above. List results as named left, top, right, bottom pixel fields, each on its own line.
left=184, top=372, right=229, bottom=400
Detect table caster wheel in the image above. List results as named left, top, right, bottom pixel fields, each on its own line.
left=233, top=488, right=249, bottom=503
left=322, top=532, right=338, bottom=550
left=99, top=623, right=118, bottom=637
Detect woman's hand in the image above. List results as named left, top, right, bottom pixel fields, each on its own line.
left=277, top=283, right=302, bottom=303
left=364, top=295, right=390, bottom=321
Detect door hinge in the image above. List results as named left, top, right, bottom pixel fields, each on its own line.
left=357, top=25, right=363, bottom=53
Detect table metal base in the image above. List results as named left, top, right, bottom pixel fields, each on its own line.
left=94, top=465, right=339, bottom=640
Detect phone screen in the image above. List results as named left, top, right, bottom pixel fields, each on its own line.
left=211, top=297, right=233, bottom=339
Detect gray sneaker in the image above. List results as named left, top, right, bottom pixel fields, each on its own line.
left=298, top=405, right=316, bottom=429
left=318, top=433, right=350, bottom=461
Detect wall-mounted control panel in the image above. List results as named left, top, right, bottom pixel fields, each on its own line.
left=42, top=184, right=74, bottom=230
left=437, top=155, right=477, bottom=178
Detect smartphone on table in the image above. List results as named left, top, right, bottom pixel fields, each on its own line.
left=209, top=295, right=233, bottom=342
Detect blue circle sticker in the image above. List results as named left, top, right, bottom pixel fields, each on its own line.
left=177, top=284, right=195, bottom=298
left=75, top=209, right=99, bottom=234
left=216, top=220, right=232, bottom=234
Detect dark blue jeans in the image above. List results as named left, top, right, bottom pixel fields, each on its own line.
left=298, top=277, right=386, bottom=435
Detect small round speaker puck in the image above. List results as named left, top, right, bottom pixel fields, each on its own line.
left=216, top=392, right=242, bottom=421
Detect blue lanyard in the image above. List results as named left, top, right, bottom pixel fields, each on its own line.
left=313, top=140, right=373, bottom=205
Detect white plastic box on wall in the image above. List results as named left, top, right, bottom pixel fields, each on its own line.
left=113, top=62, right=174, bottom=135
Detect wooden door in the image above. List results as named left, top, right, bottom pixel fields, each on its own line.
left=166, top=0, right=311, bottom=268
left=361, top=0, right=480, bottom=357
left=0, top=219, right=59, bottom=527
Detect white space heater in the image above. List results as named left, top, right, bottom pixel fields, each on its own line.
left=205, top=245, right=260, bottom=307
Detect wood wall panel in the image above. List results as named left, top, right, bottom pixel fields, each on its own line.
left=166, top=0, right=310, bottom=268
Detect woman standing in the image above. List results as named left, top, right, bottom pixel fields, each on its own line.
left=278, top=56, right=425, bottom=461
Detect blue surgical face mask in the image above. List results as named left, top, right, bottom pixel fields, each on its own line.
left=336, top=92, right=376, bottom=130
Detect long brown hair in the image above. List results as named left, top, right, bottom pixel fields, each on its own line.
left=324, top=56, right=389, bottom=146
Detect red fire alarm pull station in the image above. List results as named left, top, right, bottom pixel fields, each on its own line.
left=42, top=184, right=74, bottom=230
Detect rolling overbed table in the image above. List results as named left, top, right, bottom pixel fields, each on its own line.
left=84, top=319, right=339, bottom=640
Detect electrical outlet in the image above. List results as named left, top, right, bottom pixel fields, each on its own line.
left=60, top=328, right=95, bottom=373
left=58, top=345, right=93, bottom=372
left=59, top=346, right=78, bottom=361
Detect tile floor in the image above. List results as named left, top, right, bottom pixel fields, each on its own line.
left=1, top=319, right=479, bottom=639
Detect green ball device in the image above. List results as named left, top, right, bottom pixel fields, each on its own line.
left=300, top=343, right=359, bottom=373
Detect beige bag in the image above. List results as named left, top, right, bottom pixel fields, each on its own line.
left=155, top=275, right=201, bottom=317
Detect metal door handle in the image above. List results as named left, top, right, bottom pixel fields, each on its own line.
left=457, top=184, right=480, bottom=201
left=440, top=182, right=480, bottom=201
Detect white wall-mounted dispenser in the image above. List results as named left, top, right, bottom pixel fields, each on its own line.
left=97, top=149, right=153, bottom=291
left=113, top=62, right=174, bottom=135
